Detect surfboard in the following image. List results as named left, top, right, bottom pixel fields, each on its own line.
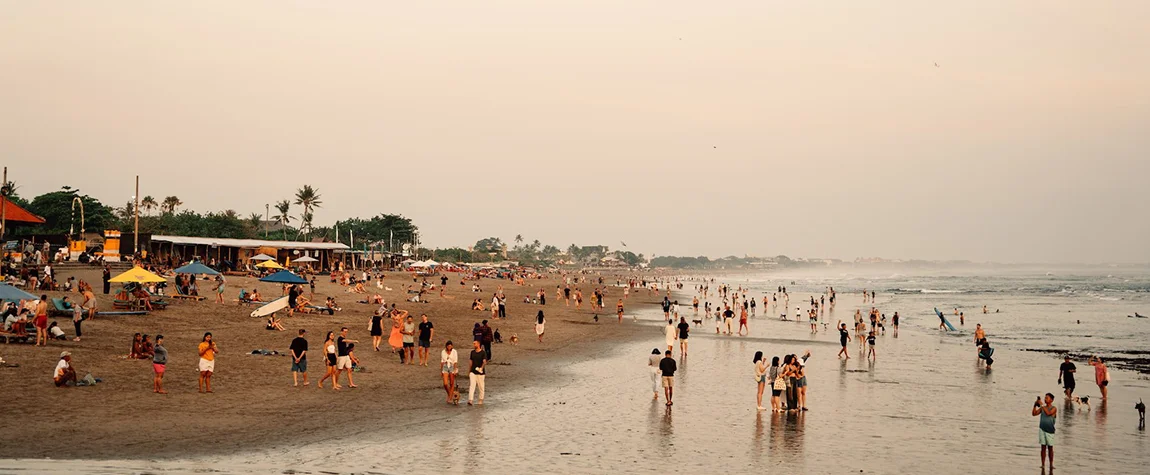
left=251, top=296, right=289, bottom=318
left=934, top=308, right=956, bottom=331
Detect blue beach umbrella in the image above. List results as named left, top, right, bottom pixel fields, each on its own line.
left=0, top=283, right=37, bottom=301
left=174, top=261, right=220, bottom=276
left=259, top=270, right=307, bottom=284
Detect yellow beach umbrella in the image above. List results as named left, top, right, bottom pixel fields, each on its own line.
left=108, top=266, right=167, bottom=283
left=256, top=260, right=284, bottom=269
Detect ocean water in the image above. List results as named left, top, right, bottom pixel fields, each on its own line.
left=6, top=268, right=1149, bottom=474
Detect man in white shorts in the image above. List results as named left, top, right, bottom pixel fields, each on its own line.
left=336, top=327, right=359, bottom=388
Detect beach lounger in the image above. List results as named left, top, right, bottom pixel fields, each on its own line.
left=95, top=311, right=148, bottom=316
left=171, top=294, right=206, bottom=301
left=50, top=298, right=75, bottom=317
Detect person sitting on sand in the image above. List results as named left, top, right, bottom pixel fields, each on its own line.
left=472, top=299, right=485, bottom=311
left=325, top=297, right=341, bottom=312
left=266, top=314, right=285, bottom=331
left=129, top=333, right=144, bottom=359
left=138, top=334, right=155, bottom=359
left=370, top=294, right=384, bottom=305
left=250, top=289, right=263, bottom=302
left=54, top=351, right=77, bottom=387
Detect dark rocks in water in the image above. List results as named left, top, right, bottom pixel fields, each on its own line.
left=1023, top=348, right=1150, bottom=375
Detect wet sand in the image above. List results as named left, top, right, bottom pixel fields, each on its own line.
left=0, top=268, right=658, bottom=460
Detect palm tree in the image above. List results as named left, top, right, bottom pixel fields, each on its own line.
left=294, top=185, right=322, bottom=237
left=515, top=234, right=524, bottom=246
left=275, top=200, right=292, bottom=240
left=161, top=196, right=182, bottom=214
left=140, top=196, right=158, bottom=215
left=1, top=180, right=18, bottom=198
left=298, top=211, right=314, bottom=241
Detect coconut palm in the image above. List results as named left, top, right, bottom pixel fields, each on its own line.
left=161, top=196, right=182, bottom=214
left=294, top=185, right=322, bottom=237
left=275, top=200, right=292, bottom=240
left=140, top=196, right=158, bottom=215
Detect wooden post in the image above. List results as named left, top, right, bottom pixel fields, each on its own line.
left=134, top=175, right=140, bottom=258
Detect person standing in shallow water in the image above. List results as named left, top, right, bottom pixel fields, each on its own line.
left=837, top=322, right=851, bottom=359
left=1058, top=355, right=1076, bottom=399
left=1032, top=393, right=1057, bottom=472
left=753, top=351, right=767, bottom=411
left=648, top=348, right=661, bottom=400
left=659, top=350, right=677, bottom=406
left=1089, top=356, right=1109, bottom=399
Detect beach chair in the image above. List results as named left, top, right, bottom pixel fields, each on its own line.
left=171, top=294, right=206, bottom=301
left=50, top=298, right=75, bottom=317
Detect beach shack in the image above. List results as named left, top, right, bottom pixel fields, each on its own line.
left=148, top=235, right=349, bottom=271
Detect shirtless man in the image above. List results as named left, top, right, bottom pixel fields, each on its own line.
left=974, top=324, right=986, bottom=355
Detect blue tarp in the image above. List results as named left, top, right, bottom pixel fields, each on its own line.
left=259, top=270, right=307, bottom=284
left=174, top=261, right=220, bottom=276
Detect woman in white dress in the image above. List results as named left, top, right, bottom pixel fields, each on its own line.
left=535, top=311, right=546, bottom=342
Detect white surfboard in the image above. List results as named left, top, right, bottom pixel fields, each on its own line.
left=251, top=296, right=290, bottom=318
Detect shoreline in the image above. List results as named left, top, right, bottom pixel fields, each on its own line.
left=0, top=270, right=669, bottom=460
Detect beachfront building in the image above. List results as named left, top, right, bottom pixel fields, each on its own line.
left=148, top=235, right=349, bottom=271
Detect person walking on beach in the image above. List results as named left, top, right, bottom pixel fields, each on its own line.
left=754, top=351, right=768, bottom=411
left=290, top=329, right=308, bottom=387
left=659, top=350, right=677, bottom=406
left=738, top=307, right=749, bottom=336
left=723, top=306, right=734, bottom=335
left=153, top=335, right=168, bottom=394
left=662, top=297, right=671, bottom=319
left=480, top=320, right=494, bottom=361
left=665, top=319, right=677, bottom=352
left=197, top=332, right=218, bottom=393
left=418, top=314, right=434, bottom=366
left=336, top=327, right=359, bottom=388
left=369, top=310, right=384, bottom=351
left=102, top=265, right=111, bottom=295
left=535, top=310, right=546, bottom=342
left=837, top=322, right=851, bottom=359
left=979, top=341, right=995, bottom=370
left=974, top=324, right=986, bottom=354
left=1058, top=355, right=1076, bottom=399
left=1089, top=356, right=1110, bottom=399
left=441, top=340, right=459, bottom=404
left=677, top=317, right=690, bottom=356
left=401, top=316, right=416, bottom=365
left=866, top=331, right=877, bottom=361
left=648, top=348, right=661, bottom=400
left=468, top=340, right=487, bottom=405
left=1032, top=393, right=1057, bottom=472
left=214, top=275, right=226, bottom=304
left=317, top=331, right=340, bottom=390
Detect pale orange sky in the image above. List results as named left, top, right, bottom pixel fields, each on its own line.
left=2, top=1, right=1148, bottom=263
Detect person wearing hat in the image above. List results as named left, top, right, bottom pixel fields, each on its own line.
left=54, top=351, right=77, bottom=387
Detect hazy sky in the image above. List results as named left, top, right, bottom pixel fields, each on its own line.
left=2, top=1, right=1148, bottom=264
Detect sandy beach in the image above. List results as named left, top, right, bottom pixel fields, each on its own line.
left=0, top=268, right=664, bottom=459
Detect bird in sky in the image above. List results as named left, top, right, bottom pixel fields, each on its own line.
left=934, top=62, right=940, bottom=68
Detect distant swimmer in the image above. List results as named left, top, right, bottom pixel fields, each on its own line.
left=983, top=305, right=988, bottom=314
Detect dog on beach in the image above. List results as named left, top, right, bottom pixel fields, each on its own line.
left=1072, top=395, right=1091, bottom=411
left=509, top=334, right=519, bottom=345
